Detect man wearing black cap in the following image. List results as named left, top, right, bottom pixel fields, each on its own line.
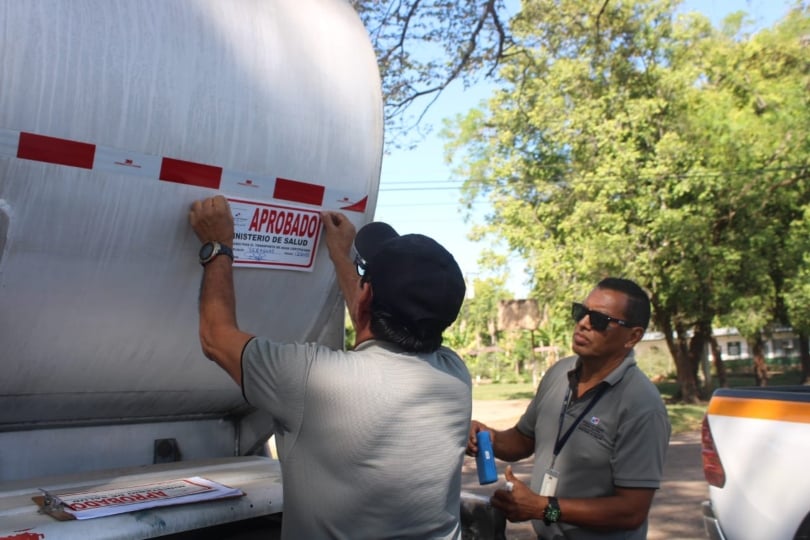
left=322, top=211, right=468, bottom=353
left=188, top=197, right=472, bottom=540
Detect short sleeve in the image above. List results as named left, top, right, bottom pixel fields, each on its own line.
left=241, top=337, right=315, bottom=432
left=612, top=406, right=671, bottom=488
left=516, top=387, right=541, bottom=438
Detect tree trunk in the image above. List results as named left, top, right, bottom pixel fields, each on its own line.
left=666, top=323, right=700, bottom=403
left=688, top=321, right=711, bottom=400
left=750, top=333, right=769, bottom=386
left=654, top=307, right=700, bottom=403
left=710, top=336, right=728, bottom=388
left=528, top=330, right=538, bottom=386
left=487, top=319, right=498, bottom=380
left=799, top=332, right=810, bottom=385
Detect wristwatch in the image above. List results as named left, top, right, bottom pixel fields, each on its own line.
left=543, top=496, right=561, bottom=526
left=199, top=241, right=234, bottom=266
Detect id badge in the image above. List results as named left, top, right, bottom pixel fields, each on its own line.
left=539, top=468, right=559, bottom=496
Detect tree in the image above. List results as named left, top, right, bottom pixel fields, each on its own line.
left=444, top=0, right=810, bottom=401
left=445, top=276, right=511, bottom=379
left=352, top=0, right=810, bottom=395
left=782, top=205, right=810, bottom=384
left=350, top=0, right=514, bottom=146
left=704, top=6, right=810, bottom=385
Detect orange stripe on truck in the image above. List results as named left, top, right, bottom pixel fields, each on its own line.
left=708, top=395, right=810, bottom=424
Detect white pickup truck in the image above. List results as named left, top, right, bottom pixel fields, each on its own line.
left=701, top=386, right=810, bottom=540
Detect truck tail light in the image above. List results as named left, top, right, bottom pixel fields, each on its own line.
left=701, top=415, right=726, bottom=487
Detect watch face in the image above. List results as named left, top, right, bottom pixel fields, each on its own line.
left=199, top=242, right=215, bottom=261
left=544, top=499, right=561, bottom=525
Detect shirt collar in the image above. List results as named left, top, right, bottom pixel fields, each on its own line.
left=567, top=350, right=638, bottom=388
left=352, top=339, right=406, bottom=354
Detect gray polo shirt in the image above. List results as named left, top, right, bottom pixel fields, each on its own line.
left=242, top=337, right=472, bottom=540
left=516, top=351, right=671, bottom=540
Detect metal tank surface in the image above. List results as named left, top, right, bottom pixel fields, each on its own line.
left=0, top=0, right=382, bottom=536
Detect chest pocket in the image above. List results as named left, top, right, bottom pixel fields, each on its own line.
left=569, top=401, right=616, bottom=460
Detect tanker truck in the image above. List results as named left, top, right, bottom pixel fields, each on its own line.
left=0, top=0, right=383, bottom=537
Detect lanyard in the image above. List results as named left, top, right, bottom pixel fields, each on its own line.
left=551, top=382, right=610, bottom=464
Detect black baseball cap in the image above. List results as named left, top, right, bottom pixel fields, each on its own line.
left=354, top=222, right=466, bottom=331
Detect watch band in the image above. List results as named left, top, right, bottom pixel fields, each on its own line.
left=543, top=496, right=561, bottom=526
left=199, top=241, right=234, bottom=266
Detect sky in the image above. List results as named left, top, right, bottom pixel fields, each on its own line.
left=371, top=0, right=799, bottom=298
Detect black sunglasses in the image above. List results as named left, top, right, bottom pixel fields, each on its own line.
left=571, top=302, right=634, bottom=331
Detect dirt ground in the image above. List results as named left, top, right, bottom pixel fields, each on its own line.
left=463, top=400, right=707, bottom=540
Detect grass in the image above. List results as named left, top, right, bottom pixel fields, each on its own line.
left=666, top=404, right=707, bottom=433
left=471, top=382, right=537, bottom=401
left=471, top=370, right=805, bottom=435
left=472, top=381, right=703, bottom=434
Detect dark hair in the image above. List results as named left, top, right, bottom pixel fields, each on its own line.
left=368, top=297, right=444, bottom=353
left=596, top=277, right=651, bottom=330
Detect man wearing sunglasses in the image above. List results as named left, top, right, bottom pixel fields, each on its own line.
left=189, top=197, right=472, bottom=539
left=466, top=277, right=671, bottom=540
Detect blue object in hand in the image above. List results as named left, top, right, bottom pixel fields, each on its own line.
left=475, top=431, right=498, bottom=485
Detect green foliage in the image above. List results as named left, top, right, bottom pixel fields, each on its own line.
left=445, top=277, right=511, bottom=358
left=353, top=0, right=810, bottom=394
left=471, top=371, right=806, bottom=435
left=635, top=344, right=676, bottom=379
left=442, top=0, right=810, bottom=392
left=471, top=379, right=706, bottom=434
left=666, top=403, right=707, bottom=433
left=343, top=307, right=356, bottom=349
left=472, top=382, right=537, bottom=401
left=783, top=205, right=810, bottom=333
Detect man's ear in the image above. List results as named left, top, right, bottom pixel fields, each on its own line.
left=357, top=280, right=373, bottom=311
left=625, top=327, right=644, bottom=349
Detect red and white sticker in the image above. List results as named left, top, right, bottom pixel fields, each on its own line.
left=0, top=127, right=370, bottom=213
left=230, top=198, right=321, bottom=271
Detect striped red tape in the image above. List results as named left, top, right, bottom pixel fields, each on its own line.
left=1, top=128, right=368, bottom=212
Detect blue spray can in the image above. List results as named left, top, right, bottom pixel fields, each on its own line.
left=475, top=430, right=498, bottom=485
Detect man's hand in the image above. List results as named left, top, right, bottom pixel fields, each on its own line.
left=490, top=466, right=544, bottom=523
left=189, top=195, right=234, bottom=245
left=466, top=420, right=492, bottom=456
left=320, top=210, right=357, bottom=263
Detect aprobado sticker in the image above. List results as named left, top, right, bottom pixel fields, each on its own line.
left=229, top=198, right=321, bottom=271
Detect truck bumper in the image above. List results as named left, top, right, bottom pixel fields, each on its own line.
left=702, top=500, right=728, bottom=540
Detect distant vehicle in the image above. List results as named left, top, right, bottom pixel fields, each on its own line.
left=701, top=386, right=810, bottom=540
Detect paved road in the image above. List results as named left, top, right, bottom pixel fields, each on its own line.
left=464, top=400, right=708, bottom=539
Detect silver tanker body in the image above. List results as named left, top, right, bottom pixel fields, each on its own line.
left=0, top=0, right=382, bottom=537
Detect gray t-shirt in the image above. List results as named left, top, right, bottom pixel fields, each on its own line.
left=242, top=337, right=473, bottom=540
left=516, top=351, right=671, bottom=540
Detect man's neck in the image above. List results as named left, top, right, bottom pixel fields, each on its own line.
left=352, top=327, right=375, bottom=349
left=577, top=351, right=627, bottom=391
